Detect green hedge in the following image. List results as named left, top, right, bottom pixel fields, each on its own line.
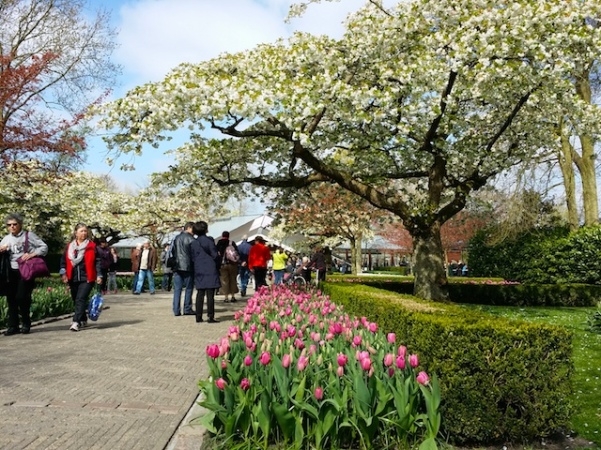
left=357, top=279, right=601, bottom=307
left=321, top=282, right=573, bottom=444
left=468, top=225, right=601, bottom=284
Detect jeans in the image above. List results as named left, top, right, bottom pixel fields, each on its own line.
left=238, top=265, right=251, bottom=294
left=172, top=271, right=193, bottom=315
left=273, top=269, right=285, bottom=285
left=131, top=271, right=139, bottom=292
left=107, top=271, right=117, bottom=292
left=135, top=269, right=155, bottom=294
left=162, top=272, right=173, bottom=291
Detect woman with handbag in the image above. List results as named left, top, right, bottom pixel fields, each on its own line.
left=0, top=213, right=48, bottom=336
left=59, top=223, right=103, bottom=332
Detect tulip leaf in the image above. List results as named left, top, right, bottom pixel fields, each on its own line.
left=419, top=437, right=439, bottom=450
left=273, top=402, right=295, bottom=441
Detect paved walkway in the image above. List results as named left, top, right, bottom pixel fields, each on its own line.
left=0, top=288, right=245, bottom=450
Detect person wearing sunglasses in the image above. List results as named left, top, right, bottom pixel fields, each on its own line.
left=0, top=213, right=48, bottom=335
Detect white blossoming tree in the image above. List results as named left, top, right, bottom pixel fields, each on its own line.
left=96, top=0, right=601, bottom=300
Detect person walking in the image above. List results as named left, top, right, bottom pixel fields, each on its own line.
left=0, top=213, right=48, bottom=335
left=248, top=235, right=271, bottom=289
left=272, top=247, right=288, bottom=285
left=215, top=231, right=239, bottom=302
left=133, top=240, right=157, bottom=295
left=97, top=238, right=111, bottom=294
left=130, top=243, right=142, bottom=293
left=191, top=221, right=221, bottom=323
left=59, top=223, right=102, bottom=332
left=171, top=222, right=195, bottom=316
left=160, top=243, right=173, bottom=291
left=107, top=246, right=119, bottom=293
left=237, top=235, right=252, bottom=297
left=309, top=246, right=327, bottom=282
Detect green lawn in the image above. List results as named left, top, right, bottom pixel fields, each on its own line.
left=459, top=304, right=601, bottom=446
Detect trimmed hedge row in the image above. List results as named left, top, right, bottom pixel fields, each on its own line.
left=344, top=278, right=600, bottom=307
left=321, top=282, right=573, bottom=444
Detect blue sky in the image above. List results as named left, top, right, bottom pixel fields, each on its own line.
left=85, top=0, right=374, bottom=193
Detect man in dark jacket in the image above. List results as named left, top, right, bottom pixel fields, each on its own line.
left=171, top=222, right=195, bottom=316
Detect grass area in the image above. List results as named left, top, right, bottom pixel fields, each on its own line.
left=459, top=303, right=601, bottom=446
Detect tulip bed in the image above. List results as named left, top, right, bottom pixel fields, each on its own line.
left=199, top=285, right=441, bottom=450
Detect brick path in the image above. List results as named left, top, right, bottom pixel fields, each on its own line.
left=0, top=288, right=245, bottom=450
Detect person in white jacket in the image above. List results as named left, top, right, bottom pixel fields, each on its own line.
left=0, top=213, right=48, bottom=335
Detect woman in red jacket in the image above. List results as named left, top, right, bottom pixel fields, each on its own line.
left=60, top=223, right=102, bottom=332
left=248, top=235, right=271, bottom=289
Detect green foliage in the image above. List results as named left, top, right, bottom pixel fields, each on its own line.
left=468, top=225, right=601, bottom=284
left=0, top=277, right=73, bottom=329
left=334, top=276, right=601, bottom=307
left=587, top=302, right=601, bottom=334
left=199, top=286, right=441, bottom=450
left=321, top=282, right=573, bottom=444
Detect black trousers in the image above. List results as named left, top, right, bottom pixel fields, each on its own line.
left=69, top=281, right=94, bottom=324
left=195, top=288, right=215, bottom=321
left=254, top=267, right=268, bottom=288
left=6, top=269, right=35, bottom=329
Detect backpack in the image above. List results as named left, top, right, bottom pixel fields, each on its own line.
left=224, top=240, right=239, bottom=263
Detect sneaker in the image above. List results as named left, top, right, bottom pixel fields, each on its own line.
left=80, top=321, right=88, bottom=328
left=69, top=322, right=79, bottom=332
left=240, top=290, right=246, bottom=297
left=230, top=297, right=237, bottom=303
left=4, top=327, right=20, bottom=336
left=21, top=326, right=30, bottom=334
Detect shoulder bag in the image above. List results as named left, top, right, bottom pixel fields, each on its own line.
left=17, top=232, right=50, bottom=281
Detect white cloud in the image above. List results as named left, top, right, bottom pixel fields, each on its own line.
left=112, top=0, right=370, bottom=92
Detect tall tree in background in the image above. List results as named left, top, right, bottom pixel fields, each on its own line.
left=0, top=0, right=119, bottom=174
left=274, top=184, right=388, bottom=274
left=98, top=0, right=601, bottom=300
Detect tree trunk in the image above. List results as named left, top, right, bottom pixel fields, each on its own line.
left=558, top=128, right=579, bottom=231
left=577, top=134, right=599, bottom=226
left=573, top=68, right=599, bottom=226
left=350, top=235, right=363, bottom=275
left=412, top=225, right=449, bottom=301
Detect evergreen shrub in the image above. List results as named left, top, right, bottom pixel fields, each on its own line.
left=468, top=225, right=601, bottom=284
left=321, top=282, right=573, bottom=445
left=357, top=279, right=600, bottom=307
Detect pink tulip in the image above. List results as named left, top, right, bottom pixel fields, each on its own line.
left=337, top=354, right=348, bottom=367
left=244, top=355, right=253, bottom=366
left=387, top=333, right=396, bottom=343
left=221, top=360, right=228, bottom=369
left=368, top=322, right=377, bottom=333
left=314, top=387, right=323, bottom=400
left=295, top=339, right=305, bottom=350
left=360, top=357, right=372, bottom=371
left=297, top=355, right=309, bottom=371
left=352, top=335, right=362, bottom=346
left=206, top=344, right=220, bottom=359
left=215, top=378, right=227, bottom=390
left=388, top=368, right=395, bottom=377
left=396, top=356, right=406, bottom=370
left=282, top=353, right=292, bottom=368
left=357, top=351, right=370, bottom=361
left=337, top=366, right=344, bottom=377
left=416, top=371, right=430, bottom=385
left=398, top=345, right=407, bottom=358
left=409, top=354, right=419, bottom=368
left=383, top=353, right=394, bottom=367
left=240, top=378, right=251, bottom=390
left=259, top=352, right=271, bottom=366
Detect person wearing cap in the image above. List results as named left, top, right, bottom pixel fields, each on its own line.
left=248, top=235, right=271, bottom=289
left=237, top=235, right=252, bottom=296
